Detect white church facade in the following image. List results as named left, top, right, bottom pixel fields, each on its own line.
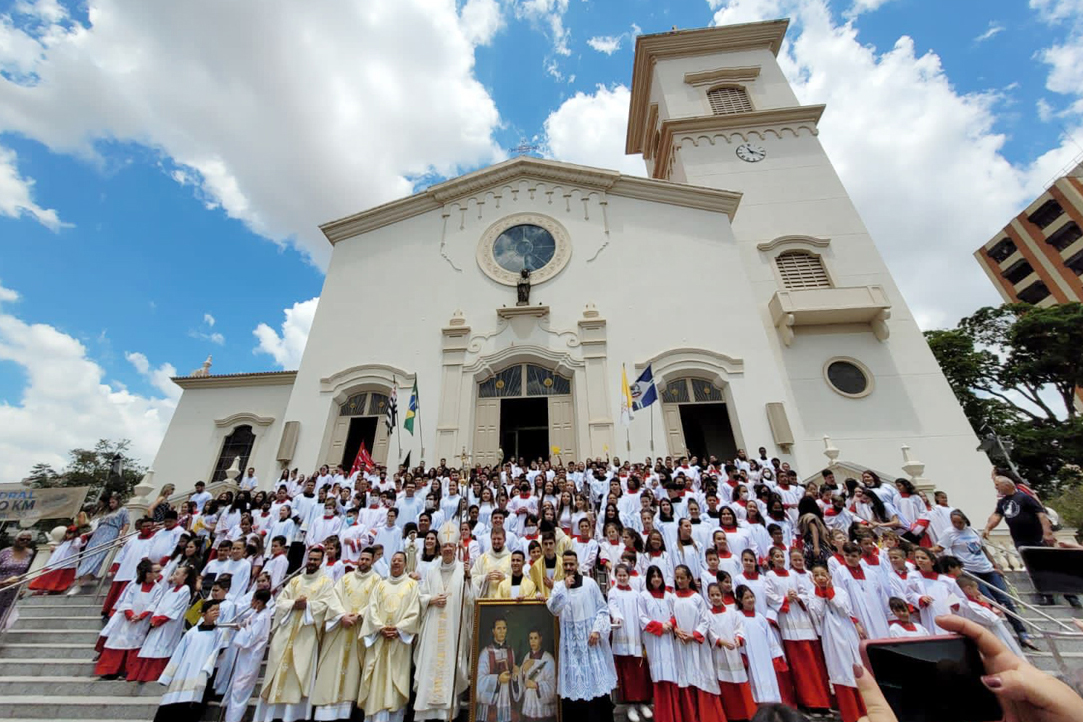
left=149, top=20, right=995, bottom=514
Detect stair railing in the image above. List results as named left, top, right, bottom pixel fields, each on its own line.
left=959, top=568, right=1083, bottom=694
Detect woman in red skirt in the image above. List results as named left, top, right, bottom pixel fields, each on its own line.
left=28, top=527, right=84, bottom=594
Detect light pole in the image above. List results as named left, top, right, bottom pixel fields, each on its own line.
left=976, top=424, right=1023, bottom=479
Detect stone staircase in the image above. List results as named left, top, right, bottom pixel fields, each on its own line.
left=0, top=572, right=1079, bottom=721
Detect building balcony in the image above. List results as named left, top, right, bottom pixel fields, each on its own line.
left=768, top=285, right=892, bottom=346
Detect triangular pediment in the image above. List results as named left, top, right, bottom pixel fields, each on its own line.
left=319, top=155, right=741, bottom=244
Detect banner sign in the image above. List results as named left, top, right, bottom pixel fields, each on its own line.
left=0, top=485, right=90, bottom=523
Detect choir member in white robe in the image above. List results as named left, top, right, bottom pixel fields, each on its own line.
left=704, top=582, right=757, bottom=722
left=154, top=600, right=226, bottom=722
left=606, top=565, right=651, bottom=721
left=215, top=573, right=272, bottom=696
left=310, top=549, right=381, bottom=721
left=671, top=565, right=726, bottom=722
left=734, top=549, right=768, bottom=617
left=217, top=540, right=253, bottom=602
left=265, top=506, right=298, bottom=559
left=102, top=517, right=156, bottom=616
left=639, top=563, right=682, bottom=722
left=413, top=524, right=474, bottom=722
left=806, top=565, right=867, bottom=722
left=671, top=520, right=704, bottom=581
left=546, top=550, right=618, bottom=722
left=256, top=547, right=338, bottom=722
left=765, top=548, right=831, bottom=711
left=264, top=537, right=290, bottom=589
left=733, top=584, right=787, bottom=705
left=910, top=548, right=960, bottom=635
left=572, top=518, right=600, bottom=573
left=223, top=590, right=274, bottom=722
left=27, top=526, right=84, bottom=593
left=309, top=501, right=344, bottom=548
left=358, top=552, right=422, bottom=722
left=836, top=544, right=889, bottom=640
left=148, top=512, right=185, bottom=565
left=954, top=576, right=1025, bottom=657
left=96, top=559, right=162, bottom=677
left=129, top=565, right=197, bottom=682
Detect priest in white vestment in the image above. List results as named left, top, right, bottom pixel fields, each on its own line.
left=256, top=547, right=338, bottom=722
left=311, top=548, right=381, bottom=721
left=413, top=523, right=474, bottom=721
left=472, top=528, right=512, bottom=598
left=546, top=550, right=618, bottom=722
left=359, top=551, right=422, bottom=722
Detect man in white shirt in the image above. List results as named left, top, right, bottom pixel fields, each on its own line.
left=239, top=468, right=259, bottom=492
left=395, top=479, right=425, bottom=527
left=375, top=508, right=404, bottom=557
left=189, top=481, right=211, bottom=513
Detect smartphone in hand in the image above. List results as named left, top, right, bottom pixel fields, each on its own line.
left=860, top=634, right=1002, bottom=722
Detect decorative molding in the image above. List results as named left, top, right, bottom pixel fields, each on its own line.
left=214, top=412, right=275, bottom=428
left=464, top=344, right=586, bottom=383
left=627, top=20, right=790, bottom=153
left=684, top=65, right=761, bottom=86
left=476, top=213, right=572, bottom=287
left=319, top=156, right=743, bottom=244
left=173, top=371, right=297, bottom=390
left=319, top=363, right=414, bottom=402
left=756, top=235, right=831, bottom=253
left=438, top=213, right=463, bottom=272
left=635, top=347, right=745, bottom=390
left=642, top=104, right=659, bottom=161
left=497, top=305, right=550, bottom=320
left=653, top=106, right=825, bottom=180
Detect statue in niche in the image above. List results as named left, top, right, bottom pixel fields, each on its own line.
left=516, top=267, right=531, bottom=306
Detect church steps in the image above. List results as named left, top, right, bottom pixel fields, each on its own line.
left=10, top=614, right=104, bottom=630
left=0, top=642, right=96, bottom=659
left=17, top=593, right=105, bottom=608
left=0, top=675, right=164, bottom=697
left=0, top=658, right=97, bottom=676
left=1, top=628, right=101, bottom=644
left=0, top=696, right=160, bottom=719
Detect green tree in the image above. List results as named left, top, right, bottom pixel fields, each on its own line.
left=925, top=302, right=1083, bottom=495
left=24, top=439, right=147, bottom=502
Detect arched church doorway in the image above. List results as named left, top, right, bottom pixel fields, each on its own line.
left=328, top=391, right=391, bottom=468
left=473, top=364, right=575, bottom=466
left=660, top=377, right=738, bottom=461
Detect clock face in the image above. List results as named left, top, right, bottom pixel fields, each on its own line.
left=736, top=143, right=767, bottom=163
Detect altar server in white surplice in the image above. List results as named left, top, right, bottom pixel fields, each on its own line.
left=546, top=550, right=618, bottom=720
left=223, top=590, right=274, bottom=722
left=413, top=523, right=474, bottom=721
left=129, top=565, right=197, bottom=682
left=153, top=600, right=226, bottom=722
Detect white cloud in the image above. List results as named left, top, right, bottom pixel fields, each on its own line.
left=1030, top=0, right=1083, bottom=23
left=253, top=296, right=319, bottom=369
left=844, top=0, right=895, bottom=18
left=203, top=313, right=215, bottom=327
left=703, top=0, right=1083, bottom=329
left=545, top=59, right=564, bottom=81
left=188, top=329, right=225, bottom=345
left=512, top=0, right=572, bottom=55
left=587, top=35, right=622, bottom=54
left=543, top=84, right=649, bottom=176
left=0, top=1, right=504, bottom=268
left=0, top=144, right=67, bottom=231
left=974, top=22, right=1005, bottom=43
left=1037, top=97, right=1055, bottom=121
left=460, top=0, right=504, bottom=45
left=0, top=284, right=177, bottom=481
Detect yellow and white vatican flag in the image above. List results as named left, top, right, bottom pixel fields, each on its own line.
left=620, top=365, right=634, bottom=426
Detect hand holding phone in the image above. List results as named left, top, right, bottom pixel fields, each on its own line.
left=855, top=614, right=1083, bottom=722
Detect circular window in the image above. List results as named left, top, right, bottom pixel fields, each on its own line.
left=824, top=358, right=873, bottom=398
left=477, top=213, right=571, bottom=287
left=492, top=224, right=556, bottom=273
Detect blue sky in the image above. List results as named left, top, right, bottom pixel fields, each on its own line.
left=0, top=0, right=1081, bottom=478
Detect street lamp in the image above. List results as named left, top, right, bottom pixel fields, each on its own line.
left=976, top=424, right=1022, bottom=479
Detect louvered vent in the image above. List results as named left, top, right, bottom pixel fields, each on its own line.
left=776, top=251, right=831, bottom=289
left=707, top=86, right=752, bottom=115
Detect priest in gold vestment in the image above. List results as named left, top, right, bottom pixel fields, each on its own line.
left=311, top=547, right=381, bottom=721
left=412, top=523, right=474, bottom=721
left=255, top=547, right=337, bottom=722
left=359, top=551, right=421, bottom=722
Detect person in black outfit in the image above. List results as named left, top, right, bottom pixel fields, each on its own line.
left=983, top=476, right=1081, bottom=608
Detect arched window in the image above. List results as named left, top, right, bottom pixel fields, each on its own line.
left=212, top=425, right=255, bottom=482
left=707, top=86, right=752, bottom=115
left=478, top=364, right=571, bottom=398
left=775, top=250, right=831, bottom=289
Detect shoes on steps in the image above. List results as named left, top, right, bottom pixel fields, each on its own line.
left=627, top=706, right=641, bottom=722
left=640, top=704, right=654, bottom=719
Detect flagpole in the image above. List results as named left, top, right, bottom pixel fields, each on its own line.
left=416, top=388, right=425, bottom=469
left=650, top=405, right=655, bottom=455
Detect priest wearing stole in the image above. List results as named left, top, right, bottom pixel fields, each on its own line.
left=359, top=551, right=422, bottom=722
left=547, top=550, right=618, bottom=722
left=311, top=547, right=381, bottom=721
left=413, top=523, right=474, bottom=721
left=472, top=527, right=513, bottom=599
left=256, top=546, right=337, bottom=722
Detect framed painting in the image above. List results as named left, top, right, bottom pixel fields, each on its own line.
left=469, top=599, right=561, bottom=722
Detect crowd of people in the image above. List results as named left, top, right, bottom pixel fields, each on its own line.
left=20, top=448, right=1083, bottom=722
